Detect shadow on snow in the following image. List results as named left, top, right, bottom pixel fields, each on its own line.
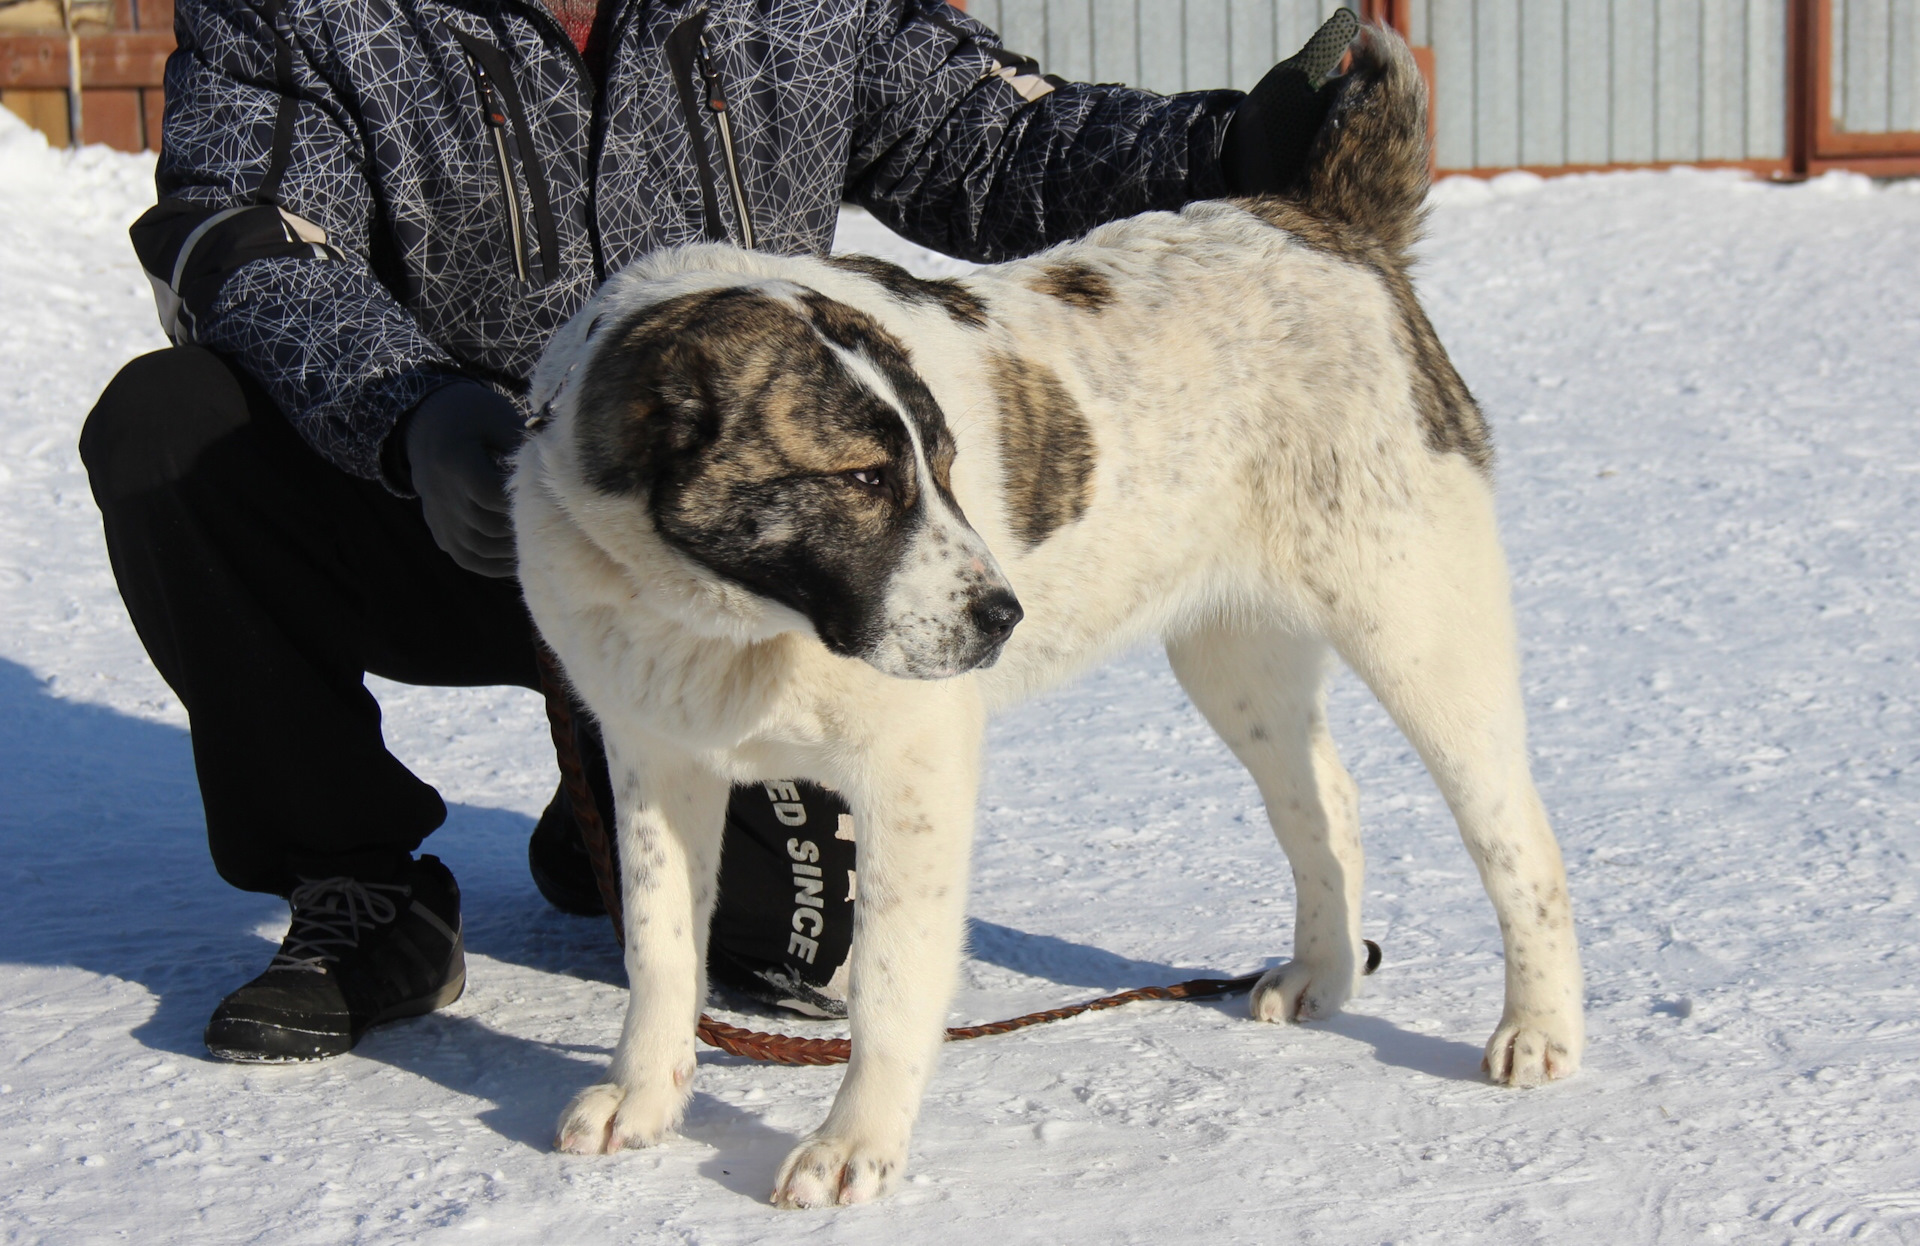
left=0, top=655, right=1477, bottom=1151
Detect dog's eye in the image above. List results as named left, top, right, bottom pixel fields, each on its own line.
left=845, top=468, right=887, bottom=494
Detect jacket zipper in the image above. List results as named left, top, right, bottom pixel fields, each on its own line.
left=482, top=3, right=604, bottom=277
left=467, top=54, right=532, bottom=285
left=664, top=12, right=728, bottom=245
left=453, top=29, right=561, bottom=285
left=697, top=32, right=755, bottom=250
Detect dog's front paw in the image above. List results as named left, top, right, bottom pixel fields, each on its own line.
left=554, top=1067, right=694, bottom=1154
left=1249, top=958, right=1355, bottom=1023
left=1483, top=1016, right=1582, bottom=1087
left=772, top=1134, right=906, bottom=1208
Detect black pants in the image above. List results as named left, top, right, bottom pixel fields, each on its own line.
left=81, top=346, right=544, bottom=893
left=82, top=347, right=856, bottom=1010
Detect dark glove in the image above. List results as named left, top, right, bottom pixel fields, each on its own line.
left=397, top=381, right=526, bottom=578
left=1221, top=8, right=1360, bottom=196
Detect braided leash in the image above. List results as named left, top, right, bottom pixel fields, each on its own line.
left=534, top=642, right=1380, bottom=1067
left=534, top=644, right=626, bottom=927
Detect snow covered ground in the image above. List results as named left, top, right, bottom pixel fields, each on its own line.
left=3, top=102, right=1919, bottom=1242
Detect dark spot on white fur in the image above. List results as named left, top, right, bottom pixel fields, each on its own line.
left=823, top=254, right=989, bottom=328
left=990, top=353, right=1096, bottom=547
left=1031, top=261, right=1116, bottom=311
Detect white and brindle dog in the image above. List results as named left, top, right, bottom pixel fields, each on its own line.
left=513, top=29, right=1582, bottom=1208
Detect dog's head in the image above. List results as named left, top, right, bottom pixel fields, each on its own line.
left=553, top=279, right=1020, bottom=679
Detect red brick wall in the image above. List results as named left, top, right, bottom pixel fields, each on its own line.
left=0, top=1, right=173, bottom=152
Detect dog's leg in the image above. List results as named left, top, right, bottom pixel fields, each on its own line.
left=1329, top=480, right=1584, bottom=1087
left=772, top=697, right=983, bottom=1208
left=555, top=747, right=729, bottom=1153
left=1167, top=631, right=1366, bottom=1023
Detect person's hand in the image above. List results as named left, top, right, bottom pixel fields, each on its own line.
left=1221, top=9, right=1359, bottom=196
left=401, top=381, right=526, bottom=578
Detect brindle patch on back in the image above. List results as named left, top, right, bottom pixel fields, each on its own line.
left=990, top=353, right=1096, bottom=548
left=1030, top=261, right=1115, bottom=312
left=1382, top=275, right=1490, bottom=472
left=1236, top=197, right=1381, bottom=273
left=824, top=254, right=989, bottom=329
left=1237, top=197, right=1492, bottom=475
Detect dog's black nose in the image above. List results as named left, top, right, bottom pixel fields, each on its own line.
left=969, top=590, right=1023, bottom=642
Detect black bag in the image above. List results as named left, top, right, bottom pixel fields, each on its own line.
left=709, top=780, right=857, bottom=1018
left=537, top=709, right=857, bottom=1018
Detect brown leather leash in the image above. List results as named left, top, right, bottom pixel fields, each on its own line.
left=534, top=642, right=1380, bottom=1067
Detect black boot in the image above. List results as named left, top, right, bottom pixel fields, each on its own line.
left=530, top=694, right=620, bottom=918
left=204, top=854, right=465, bottom=1062
left=528, top=780, right=617, bottom=916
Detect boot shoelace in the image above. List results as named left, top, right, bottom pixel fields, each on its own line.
left=270, top=876, right=410, bottom=974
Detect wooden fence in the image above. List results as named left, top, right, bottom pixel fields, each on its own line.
left=0, top=0, right=169, bottom=150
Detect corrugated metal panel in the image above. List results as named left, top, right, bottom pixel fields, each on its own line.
left=1698, top=0, right=1742, bottom=160
left=1566, top=3, right=1612, bottom=165
left=1421, top=0, right=1788, bottom=168
left=1520, top=0, right=1567, bottom=166
left=1834, top=0, right=1920, bottom=131
left=1431, top=1, right=1476, bottom=164
left=1048, top=0, right=1095, bottom=80
left=1902, top=0, right=1920, bottom=130
left=1188, top=1, right=1232, bottom=89
left=1231, top=0, right=1278, bottom=88
left=1747, top=0, right=1787, bottom=158
left=1611, top=0, right=1658, bottom=163
left=1565, top=4, right=1610, bottom=165
left=974, top=0, right=1808, bottom=167
left=1092, top=0, right=1141, bottom=83
left=1406, top=0, right=1433, bottom=44
left=1476, top=0, right=1521, bottom=167
left=975, top=2, right=1359, bottom=95
left=1656, top=0, right=1700, bottom=162
left=1138, top=2, right=1186, bottom=93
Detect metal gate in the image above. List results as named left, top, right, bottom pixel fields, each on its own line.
left=962, top=0, right=1920, bottom=175
left=1812, top=0, right=1920, bottom=170
left=1407, top=0, right=1792, bottom=173
left=961, top=0, right=1362, bottom=94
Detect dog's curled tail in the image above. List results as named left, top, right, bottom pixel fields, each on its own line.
left=1298, top=25, right=1430, bottom=267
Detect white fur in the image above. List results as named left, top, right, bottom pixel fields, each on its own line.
left=514, top=201, right=1584, bottom=1207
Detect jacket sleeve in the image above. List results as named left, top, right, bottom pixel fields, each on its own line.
left=843, top=0, right=1242, bottom=264
left=135, top=0, right=465, bottom=489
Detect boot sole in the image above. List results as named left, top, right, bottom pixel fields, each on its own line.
left=205, top=954, right=467, bottom=1064
left=361, top=961, right=467, bottom=1033
left=205, top=1019, right=353, bottom=1064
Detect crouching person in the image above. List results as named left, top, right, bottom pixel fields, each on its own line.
left=82, top=0, right=1355, bottom=1061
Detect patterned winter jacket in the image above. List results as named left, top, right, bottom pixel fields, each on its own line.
left=131, top=0, right=1241, bottom=489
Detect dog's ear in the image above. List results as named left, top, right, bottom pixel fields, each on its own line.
left=574, top=331, right=716, bottom=497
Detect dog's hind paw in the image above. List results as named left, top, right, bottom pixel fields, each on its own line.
left=772, top=1134, right=905, bottom=1208
left=1482, top=1018, right=1582, bottom=1087
left=554, top=1069, right=692, bottom=1154
left=1249, top=957, right=1355, bottom=1023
